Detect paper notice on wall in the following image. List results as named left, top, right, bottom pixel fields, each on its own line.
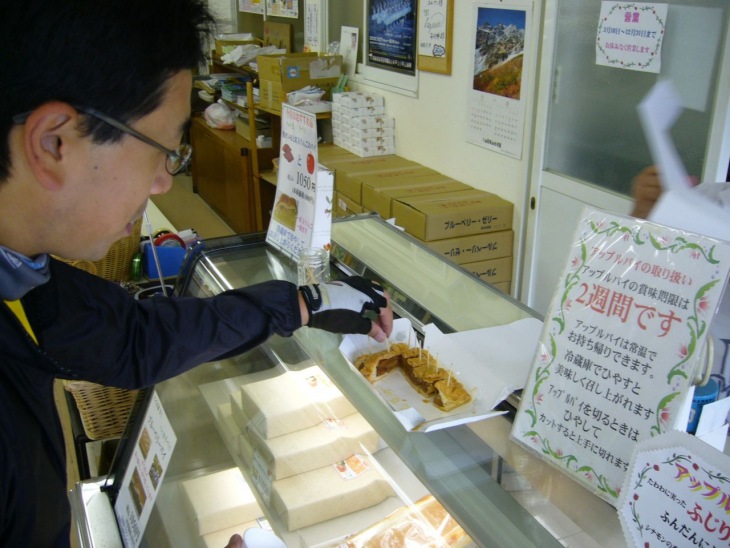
left=266, top=104, right=333, bottom=260
left=511, top=207, right=730, bottom=507
left=596, top=2, right=668, bottom=73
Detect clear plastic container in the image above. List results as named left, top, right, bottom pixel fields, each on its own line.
left=297, top=247, right=330, bottom=286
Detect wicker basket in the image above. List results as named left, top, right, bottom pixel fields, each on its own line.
left=63, top=381, right=139, bottom=441
left=61, top=218, right=144, bottom=441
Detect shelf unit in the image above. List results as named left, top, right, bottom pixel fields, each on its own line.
left=196, top=54, right=333, bottom=232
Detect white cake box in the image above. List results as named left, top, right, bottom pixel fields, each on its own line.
left=180, top=468, right=262, bottom=536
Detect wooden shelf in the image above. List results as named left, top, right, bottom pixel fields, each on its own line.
left=259, top=170, right=278, bottom=187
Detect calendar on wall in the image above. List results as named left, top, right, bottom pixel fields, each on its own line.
left=467, top=1, right=533, bottom=159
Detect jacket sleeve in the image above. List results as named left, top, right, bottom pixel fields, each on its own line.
left=26, top=259, right=303, bottom=388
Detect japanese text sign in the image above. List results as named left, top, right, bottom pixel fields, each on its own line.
left=511, top=208, right=730, bottom=506
left=266, top=104, right=333, bottom=260
left=115, top=390, right=177, bottom=547
left=596, top=2, right=668, bottom=73
left=619, top=431, right=730, bottom=547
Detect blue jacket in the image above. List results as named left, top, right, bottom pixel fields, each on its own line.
left=0, top=258, right=301, bottom=546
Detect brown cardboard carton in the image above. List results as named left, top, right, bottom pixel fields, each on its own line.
left=258, top=53, right=343, bottom=112
left=423, top=230, right=513, bottom=265
left=363, top=179, right=471, bottom=218
left=318, top=144, right=357, bottom=165
left=491, top=281, right=512, bottom=294
left=392, top=192, right=514, bottom=240
left=334, top=191, right=364, bottom=217
left=326, top=156, right=419, bottom=203
left=460, top=256, right=513, bottom=284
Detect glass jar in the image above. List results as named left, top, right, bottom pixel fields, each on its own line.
left=297, top=247, right=330, bottom=286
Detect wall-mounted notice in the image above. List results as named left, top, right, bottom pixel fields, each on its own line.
left=266, top=104, right=333, bottom=259
left=417, top=0, right=453, bottom=74
left=238, top=0, right=264, bottom=14
left=304, top=0, right=326, bottom=53
left=511, top=208, right=730, bottom=507
left=114, top=391, right=176, bottom=548
left=596, top=2, right=668, bottom=73
left=467, top=1, right=532, bottom=159
left=266, top=0, right=298, bottom=19
left=619, top=431, right=730, bottom=547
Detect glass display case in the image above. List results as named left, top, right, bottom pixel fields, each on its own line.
left=71, top=215, right=624, bottom=547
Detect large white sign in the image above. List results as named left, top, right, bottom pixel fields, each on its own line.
left=266, top=104, right=332, bottom=260
left=512, top=208, right=730, bottom=506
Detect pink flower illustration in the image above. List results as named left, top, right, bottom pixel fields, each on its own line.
left=571, top=257, right=580, bottom=268
left=536, top=393, right=544, bottom=404
left=660, top=407, right=671, bottom=424
left=698, top=296, right=710, bottom=313
left=678, top=344, right=688, bottom=359
left=690, top=249, right=700, bottom=260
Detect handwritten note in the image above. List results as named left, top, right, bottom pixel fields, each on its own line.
left=418, top=0, right=448, bottom=58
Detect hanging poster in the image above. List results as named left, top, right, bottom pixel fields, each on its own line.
left=511, top=208, right=730, bottom=507
left=114, top=391, right=177, bottom=548
left=238, top=0, right=264, bottom=14
left=266, top=0, right=298, bottom=19
left=596, top=2, right=668, bottom=73
left=467, top=1, right=532, bottom=159
left=618, top=431, right=730, bottom=547
left=266, top=104, right=333, bottom=259
left=303, top=0, right=326, bottom=53
left=367, top=0, right=417, bottom=75
left=417, top=0, right=454, bottom=74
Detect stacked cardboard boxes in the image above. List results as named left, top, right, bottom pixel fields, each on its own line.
left=391, top=190, right=514, bottom=293
left=332, top=91, right=395, bottom=157
left=257, top=53, right=343, bottom=113
left=317, top=144, right=514, bottom=292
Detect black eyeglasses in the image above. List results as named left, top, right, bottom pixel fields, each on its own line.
left=13, top=106, right=192, bottom=175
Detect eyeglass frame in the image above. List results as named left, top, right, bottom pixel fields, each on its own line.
left=12, top=106, right=192, bottom=175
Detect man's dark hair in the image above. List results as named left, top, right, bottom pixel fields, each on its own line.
left=0, top=0, right=215, bottom=181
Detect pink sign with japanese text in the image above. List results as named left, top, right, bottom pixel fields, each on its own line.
left=511, top=207, right=730, bottom=506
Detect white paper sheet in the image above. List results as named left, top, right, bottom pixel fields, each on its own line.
left=340, top=318, right=543, bottom=432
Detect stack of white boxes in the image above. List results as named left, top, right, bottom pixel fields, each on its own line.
left=331, top=91, right=395, bottom=157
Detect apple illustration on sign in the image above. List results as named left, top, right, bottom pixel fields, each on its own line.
left=306, top=153, right=315, bottom=174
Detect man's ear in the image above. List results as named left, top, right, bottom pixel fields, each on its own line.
left=22, top=102, right=79, bottom=190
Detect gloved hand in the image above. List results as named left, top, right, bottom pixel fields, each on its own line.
left=299, top=276, right=393, bottom=342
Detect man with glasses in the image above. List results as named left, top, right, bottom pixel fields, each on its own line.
left=0, top=2, right=392, bottom=546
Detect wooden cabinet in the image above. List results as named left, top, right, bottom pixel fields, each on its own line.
left=189, top=116, right=258, bottom=234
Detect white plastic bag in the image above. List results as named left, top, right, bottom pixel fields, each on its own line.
left=203, top=101, right=234, bottom=130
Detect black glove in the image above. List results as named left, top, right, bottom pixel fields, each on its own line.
left=299, top=276, right=387, bottom=335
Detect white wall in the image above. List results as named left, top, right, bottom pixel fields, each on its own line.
left=347, top=2, right=543, bottom=294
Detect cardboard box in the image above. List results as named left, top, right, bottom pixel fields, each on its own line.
left=424, top=230, right=514, bottom=265
left=363, top=178, right=471, bottom=219
left=215, top=36, right=257, bottom=57
left=326, top=156, right=419, bottom=203
left=333, top=191, right=364, bottom=217
left=318, top=144, right=357, bottom=165
left=492, top=281, right=512, bottom=294
left=460, top=256, right=513, bottom=284
left=392, top=191, right=514, bottom=240
left=258, top=53, right=342, bottom=112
